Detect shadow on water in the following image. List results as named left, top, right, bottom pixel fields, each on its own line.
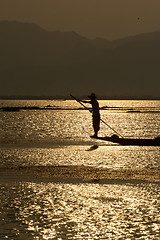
left=86, top=144, right=99, bottom=151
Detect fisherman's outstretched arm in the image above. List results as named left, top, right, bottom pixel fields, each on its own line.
left=79, top=100, right=91, bottom=104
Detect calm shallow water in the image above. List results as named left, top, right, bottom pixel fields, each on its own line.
left=0, top=100, right=159, bottom=168
left=0, top=100, right=160, bottom=239
left=0, top=181, right=160, bottom=239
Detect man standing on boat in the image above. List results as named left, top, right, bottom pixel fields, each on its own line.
left=79, top=93, right=100, bottom=138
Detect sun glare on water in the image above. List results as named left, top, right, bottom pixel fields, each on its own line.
left=7, top=181, right=158, bottom=239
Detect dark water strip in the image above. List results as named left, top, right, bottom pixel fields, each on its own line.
left=1, top=106, right=160, bottom=112
left=0, top=166, right=159, bottom=183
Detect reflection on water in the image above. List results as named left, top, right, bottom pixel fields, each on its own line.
left=0, top=181, right=159, bottom=239
left=0, top=100, right=159, bottom=239
left=0, top=100, right=160, bottom=146
left=0, top=146, right=159, bottom=169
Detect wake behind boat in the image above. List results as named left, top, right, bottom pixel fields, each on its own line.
left=93, top=135, right=160, bottom=146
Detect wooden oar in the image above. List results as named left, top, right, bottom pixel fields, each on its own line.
left=70, top=94, right=123, bottom=138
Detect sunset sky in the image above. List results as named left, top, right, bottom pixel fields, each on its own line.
left=1, top=0, right=160, bottom=40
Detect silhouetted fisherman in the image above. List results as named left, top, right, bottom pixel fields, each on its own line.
left=79, top=93, right=100, bottom=138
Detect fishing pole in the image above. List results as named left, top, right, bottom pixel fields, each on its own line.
left=70, top=94, right=123, bottom=138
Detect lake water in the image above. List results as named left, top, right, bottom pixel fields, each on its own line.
left=0, top=100, right=160, bottom=239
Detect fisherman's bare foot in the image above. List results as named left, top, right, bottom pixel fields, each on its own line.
left=90, top=134, right=97, bottom=138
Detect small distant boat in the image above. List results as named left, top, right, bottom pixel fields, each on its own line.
left=94, top=135, right=160, bottom=146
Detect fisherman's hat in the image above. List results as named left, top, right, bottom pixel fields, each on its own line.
left=88, top=93, right=97, bottom=99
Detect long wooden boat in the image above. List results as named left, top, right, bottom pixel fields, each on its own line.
left=93, top=135, right=160, bottom=146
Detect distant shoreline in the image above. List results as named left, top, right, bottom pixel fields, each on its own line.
left=0, top=96, right=159, bottom=100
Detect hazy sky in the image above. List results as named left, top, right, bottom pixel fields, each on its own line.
left=1, top=0, right=160, bottom=39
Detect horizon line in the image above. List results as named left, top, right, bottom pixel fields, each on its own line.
left=0, top=95, right=159, bottom=100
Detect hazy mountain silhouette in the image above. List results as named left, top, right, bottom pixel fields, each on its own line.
left=0, top=20, right=160, bottom=98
